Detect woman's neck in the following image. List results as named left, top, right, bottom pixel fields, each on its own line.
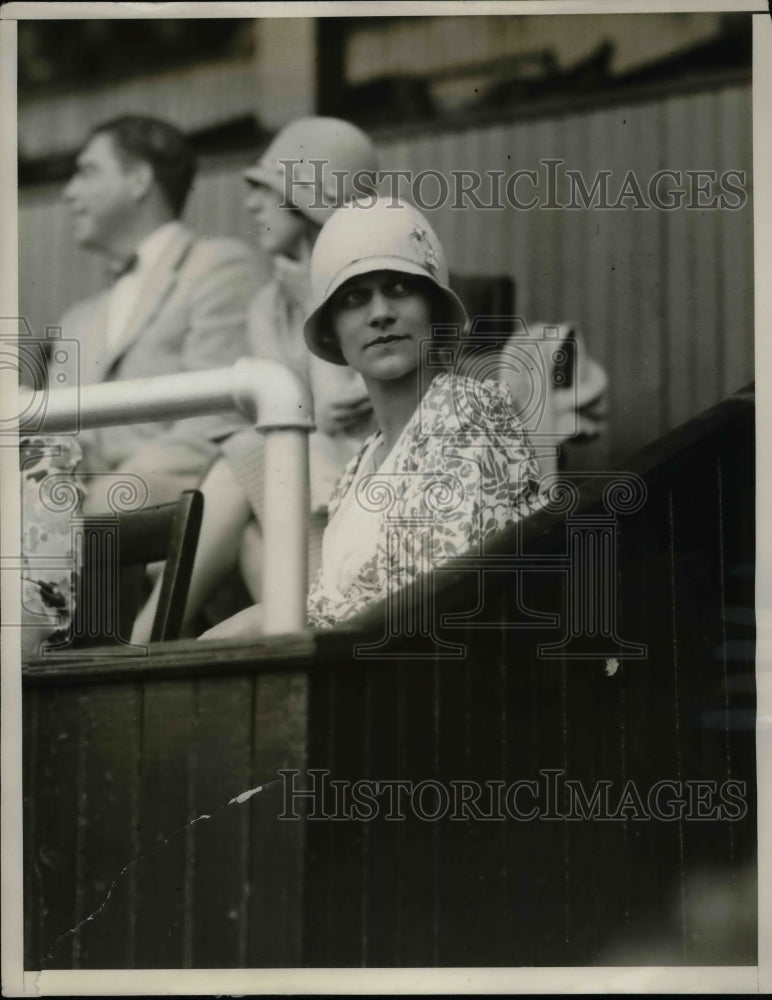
left=273, top=252, right=312, bottom=310
left=365, top=367, right=430, bottom=454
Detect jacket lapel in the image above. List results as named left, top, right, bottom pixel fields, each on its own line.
left=82, top=293, right=111, bottom=385
left=103, top=224, right=195, bottom=375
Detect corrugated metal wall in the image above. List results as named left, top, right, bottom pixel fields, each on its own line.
left=374, top=82, right=753, bottom=460
left=19, top=79, right=752, bottom=464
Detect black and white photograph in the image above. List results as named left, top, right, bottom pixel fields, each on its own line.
left=1, top=1, right=769, bottom=994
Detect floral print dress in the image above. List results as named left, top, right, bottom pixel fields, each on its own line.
left=307, top=372, right=543, bottom=628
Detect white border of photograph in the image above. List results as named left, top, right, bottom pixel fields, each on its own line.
left=2, top=1, right=769, bottom=995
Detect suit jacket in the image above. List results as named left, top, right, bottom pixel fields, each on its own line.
left=60, top=224, right=259, bottom=507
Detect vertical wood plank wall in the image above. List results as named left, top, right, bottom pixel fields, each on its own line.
left=23, top=670, right=308, bottom=969
left=19, top=79, right=752, bottom=464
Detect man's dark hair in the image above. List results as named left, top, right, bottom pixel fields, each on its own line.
left=89, top=115, right=196, bottom=217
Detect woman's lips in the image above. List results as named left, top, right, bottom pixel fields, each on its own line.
left=365, top=334, right=407, bottom=349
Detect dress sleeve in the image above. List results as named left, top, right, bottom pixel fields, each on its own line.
left=397, top=378, right=543, bottom=578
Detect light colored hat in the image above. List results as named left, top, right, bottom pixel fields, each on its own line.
left=303, top=197, right=468, bottom=365
left=243, top=117, right=378, bottom=226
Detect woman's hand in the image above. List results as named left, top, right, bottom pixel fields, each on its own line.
left=198, top=603, right=264, bottom=641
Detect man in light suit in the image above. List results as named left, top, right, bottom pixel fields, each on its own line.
left=60, top=115, right=257, bottom=512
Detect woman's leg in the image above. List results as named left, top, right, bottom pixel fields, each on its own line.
left=197, top=508, right=328, bottom=642
left=238, top=519, right=264, bottom=603
left=131, top=458, right=253, bottom=643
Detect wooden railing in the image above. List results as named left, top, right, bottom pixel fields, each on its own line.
left=22, top=387, right=755, bottom=969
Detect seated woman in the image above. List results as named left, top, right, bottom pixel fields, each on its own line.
left=202, top=197, right=543, bottom=639
left=131, top=117, right=378, bottom=642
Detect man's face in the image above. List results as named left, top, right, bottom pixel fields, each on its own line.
left=63, top=133, right=138, bottom=252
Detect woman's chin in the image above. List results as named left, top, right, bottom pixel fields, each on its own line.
left=359, top=352, right=420, bottom=383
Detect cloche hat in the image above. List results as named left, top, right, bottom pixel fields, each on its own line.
left=243, top=117, right=378, bottom=227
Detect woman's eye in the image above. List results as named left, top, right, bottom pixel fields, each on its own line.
left=386, top=277, right=414, bottom=297
left=335, top=287, right=368, bottom=309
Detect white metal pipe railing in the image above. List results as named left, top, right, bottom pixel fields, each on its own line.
left=19, top=357, right=314, bottom=636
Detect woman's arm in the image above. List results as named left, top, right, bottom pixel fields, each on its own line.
left=198, top=601, right=264, bottom=641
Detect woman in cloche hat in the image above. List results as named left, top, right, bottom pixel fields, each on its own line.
left=202, top=197, right=543, bottom=638
left=132, top=117, right=379, bottom=641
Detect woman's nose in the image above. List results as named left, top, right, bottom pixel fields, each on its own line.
left=366, top=290, right=396, bottom=327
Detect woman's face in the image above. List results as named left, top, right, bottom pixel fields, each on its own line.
left=329, top=271, right=434, bottom=382
left=245, top=181, right=311, bottom=258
